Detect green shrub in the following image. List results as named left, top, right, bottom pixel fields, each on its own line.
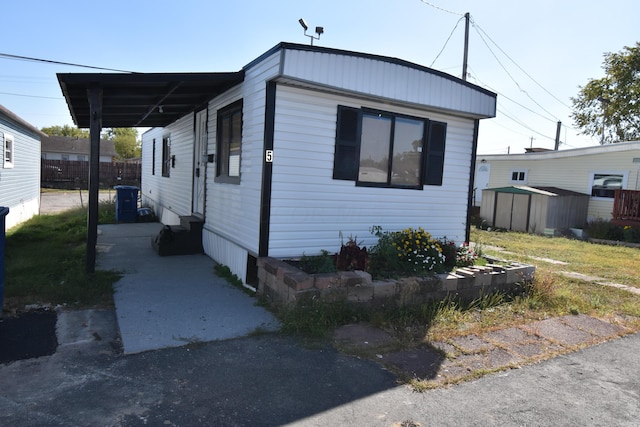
left=368, top=227, right=446, bottom=279
left=586, top=219, right=640, bottom=243
left=299, top=250, right=336, bottom=274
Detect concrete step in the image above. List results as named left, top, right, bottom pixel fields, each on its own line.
left=151, top=223, right=203, bottom=256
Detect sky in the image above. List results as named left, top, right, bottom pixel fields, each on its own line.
left=1, top=0, right=638, bottom=154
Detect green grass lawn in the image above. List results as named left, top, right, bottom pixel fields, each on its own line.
left=274, top=227, right=640, bottom=343
left=2, top=201, right=120, bottom=313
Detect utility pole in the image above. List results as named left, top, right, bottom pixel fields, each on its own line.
left=554, top=121, right=562, bottom=150
left=462, top=12, right=470, bottom=81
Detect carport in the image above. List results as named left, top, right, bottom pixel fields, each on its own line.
left=57, top=71, right=244, bottom=272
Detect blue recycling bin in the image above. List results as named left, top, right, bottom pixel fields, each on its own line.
left=0, top=206, right=8, bottom=314
left=114, top=186, right=139, bottom=223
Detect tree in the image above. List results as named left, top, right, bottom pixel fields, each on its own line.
left=41, top=124, right=89, bottom=138
left=103, top=128, right=141, bottom=159
left=571, top=42, right=640, bottom=144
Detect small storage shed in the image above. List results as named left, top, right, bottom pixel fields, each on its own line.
left=480, top=186, right=590, bottom=233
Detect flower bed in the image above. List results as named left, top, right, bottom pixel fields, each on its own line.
left=257, top=257, right=535, bottom=307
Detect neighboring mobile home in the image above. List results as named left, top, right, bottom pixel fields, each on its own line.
left=140, top=43, right=496, bottom=284
left=41, top=135, right=116, bottom=162
left=474, top=141, right=640, bottom=221
left=0, top=104, right=45, bottom=229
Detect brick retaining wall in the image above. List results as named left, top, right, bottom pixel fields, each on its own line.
left=257, top=257, right=535, bottom=307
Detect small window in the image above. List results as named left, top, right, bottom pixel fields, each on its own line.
left=591, top=173, right=623, bottom=198
left=152, top=138, right=156, bottom=175
left=510, top=170, right=527, bottom=183
left=77, top=155, right=86, bottom=162
left=333, top=105, right=446, bottom=189
left=216, top=99, right=243, bottom=184
left=3, top=133, right=13, bottom=168
left=162, top=136, right=171, bottom=177
left=61, top=154, right=69, bottom=161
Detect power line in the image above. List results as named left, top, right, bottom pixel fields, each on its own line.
left=418, top=0, right=463, bottom=16
left=468, top=69, right=557, bottom=123
left=472, top=22, right=572, bottom=110
left=430, top=16, right=465, bottom=67
left=0, top=52, right=135, bottom=73
left=470, top=20, right=560, bottom=122
left=0, top=91, right=62, bottom=100
left=497, top=107, right=555, bottom=141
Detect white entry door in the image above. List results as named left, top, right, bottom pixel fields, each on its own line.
left=192, top=110, right=207, bottom=216
left=475, top=163, right=490, bottom=206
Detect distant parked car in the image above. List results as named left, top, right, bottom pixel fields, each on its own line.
left=591, top=175, right=622, bottom=198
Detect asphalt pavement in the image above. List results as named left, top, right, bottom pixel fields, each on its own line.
left=0, top=309, right=638, bottom=426
left=1, top=191, right=636, bottom=425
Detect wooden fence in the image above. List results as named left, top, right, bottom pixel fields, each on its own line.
left=41, top=159, right=141, bottom=189
left=612, top=189, right=640, bottom=226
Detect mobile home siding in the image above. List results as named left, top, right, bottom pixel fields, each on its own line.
left=0, top=117, right=41, bottom=230
left=201, top=51, right=281, bottom=271
left=140, top=44, right=495, bottom=285
left=281, top=49, right=496, bottom=119
left=141, top=113, right=195, bottom=224
left=267, top=85, right=476, bottom=258
left=478, top=142, right=640, bottom=221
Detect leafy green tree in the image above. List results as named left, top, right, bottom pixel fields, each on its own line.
left=571, top=42, right=640, bottom=144
left=103, top=128, right=141, bottom=159
left=41, top=124, right=89, bottom=138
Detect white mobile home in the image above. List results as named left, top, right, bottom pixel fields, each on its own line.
left=475, top=141, right=640, bottom=222
left=0, top=105, right=44, bottom=229
left=58, top=42, right=497, bottom=285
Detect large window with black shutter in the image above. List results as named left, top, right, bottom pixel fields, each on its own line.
left=333, top=106, right=360, bottom=181
left=332, top=105, right=447, bottom=188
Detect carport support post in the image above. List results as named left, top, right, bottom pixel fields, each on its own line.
left=86, top=84, right=102, bottom=274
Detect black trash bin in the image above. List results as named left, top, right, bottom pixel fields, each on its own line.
left=114, top=186, right=139, bottom=223
left=0, top=206, right=9, bottom=315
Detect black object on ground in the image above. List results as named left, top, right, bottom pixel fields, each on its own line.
left=0, top=310, right=58, bottom=364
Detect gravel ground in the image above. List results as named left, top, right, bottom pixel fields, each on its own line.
left=40, top=190, right=116, bottom=214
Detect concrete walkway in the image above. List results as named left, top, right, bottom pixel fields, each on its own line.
left=96, top=222, right=279, bottom=354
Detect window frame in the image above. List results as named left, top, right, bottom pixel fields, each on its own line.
left=509, top=170, right=527, bottom=184
left=3, top=133, right=13, bottom=168
left=333, top=105, right=447, bottom=189
left=152, top=138, right=156, bottom=176
left=215, top=99, right=243, bottom=185
left=161, top=135, right=171, bottom=177
left=590, top=171, right=626, bottom=199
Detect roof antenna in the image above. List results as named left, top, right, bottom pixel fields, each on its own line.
left=298, top=18, right=324, bottom=45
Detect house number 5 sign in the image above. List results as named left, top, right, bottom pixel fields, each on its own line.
left=265, top=150, right=274, bottom=163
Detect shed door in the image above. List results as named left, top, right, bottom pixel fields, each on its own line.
left=494, top=193, right=514, bottom=229
left=511, top=194, right=530, bottom=232
left=192, top=109, right=207, bottom=216
left=494, top=192, right=530, bottom=231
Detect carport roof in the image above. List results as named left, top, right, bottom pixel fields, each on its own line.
left=57, top=71, right=245, bottom=128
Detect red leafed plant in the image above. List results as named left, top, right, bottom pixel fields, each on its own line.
left=335, top=234, right=369, bottom=271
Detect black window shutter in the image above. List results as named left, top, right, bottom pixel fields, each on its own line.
left=333, top=106, right=360, bottom=181
left=424, top=121, right=447, bottom=186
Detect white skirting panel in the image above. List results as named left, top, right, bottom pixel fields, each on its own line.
left=8, top=196, right=39, bottom=230
left=202, top=227, right=249, bottom=284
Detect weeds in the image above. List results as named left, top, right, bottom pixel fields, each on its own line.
left=4, top=205, right=120, bottom=310
left=299, top=250, right=336, bottom=274
left=277, top=299, right=368, bottom=338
